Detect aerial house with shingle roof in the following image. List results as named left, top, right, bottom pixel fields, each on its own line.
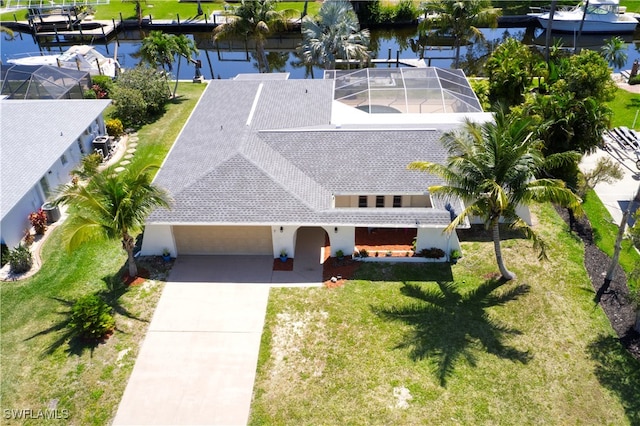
left=140, top=68, right=493, bottom=262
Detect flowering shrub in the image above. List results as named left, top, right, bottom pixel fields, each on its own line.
left=28, top=209, right=48, bottom=235
left=23, top=228, right=34, bottom=246
left=106, top=118, right=124, bottom=137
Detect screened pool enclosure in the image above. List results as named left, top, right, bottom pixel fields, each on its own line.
left=0, top=64, right=90, bottom=100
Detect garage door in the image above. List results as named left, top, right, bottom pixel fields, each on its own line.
left=173, top=226, right=273, bottom=255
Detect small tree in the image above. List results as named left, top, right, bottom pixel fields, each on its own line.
left=577, top=157, right=623, bottom=199
left=111, top=86, right=148, bottom=127
left=68, top=294, right=115, bottom=340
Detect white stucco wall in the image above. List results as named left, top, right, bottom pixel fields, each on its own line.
left=140, top=224, right=176, bottom=257
left=415, top=227, right=460, bottom=262
left=325, top=226, right=355, bottom=256
left=272, top=225, right=297, bottom=258
left=0, top=187, right=45, bottom=249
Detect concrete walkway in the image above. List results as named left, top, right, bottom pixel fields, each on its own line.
left=580, top=147, right=640, bottom=228
left=113, top=231, right=325, bottom=425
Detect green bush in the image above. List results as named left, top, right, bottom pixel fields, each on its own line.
left=7, top=245, right=33, bottom=274
left=106, top=118, right=124, bottom=137
left=91, top=75, right=114, bottom=97
left=394, top=0, right=417, bottom=21
left=72, top=152, right=103, bottom=179
left=115, top=66, right=169, bottom=115
left=629, top=75, right=640, bottom=85
left=112, top=86, right=148, bottom=126
left=84, top=89, right=98, bottom=99
left=630, top=210, right=640, bottom=249
left=68, top=294, right=115, bottom=340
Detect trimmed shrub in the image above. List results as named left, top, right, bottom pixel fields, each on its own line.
left=84, top=89, right=98, bottom=99
left=68, top=294, right=115, bottom=340
left=7, top=245, right=33, bottom=274
left=106, top=118, right=124, bottom=137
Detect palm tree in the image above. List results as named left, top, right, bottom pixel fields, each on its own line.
left=139, top=30, right=178, bottom=72
left=172, top=34, right=199, bottom=97
left=213, top=0, right=297, bottom=73
left=1, top=26, right=14, bottom=40
left=408, top=111, right=582, bottom=280
left=299, top=0, right=370, bottom=70
left=418, top=0, right=500, bottom=69
left=54, top=163, right=171, bottom=278
left=601, top=36, right=628, bottom=70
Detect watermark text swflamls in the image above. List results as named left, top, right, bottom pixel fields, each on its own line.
left=3, top=409, right=69, bottom=420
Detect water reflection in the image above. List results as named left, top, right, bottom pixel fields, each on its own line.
left=2, top=25, right=640, bottom=79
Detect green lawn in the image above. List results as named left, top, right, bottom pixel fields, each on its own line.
left=582, top=189, right=640, bottom=291
left=0, top=82, right=205, bottom=426
left=250, top=203, right=640, bottom=424
left=0, top=1, right=320, bottom=22
left=607, top=87, right=640, bottom=129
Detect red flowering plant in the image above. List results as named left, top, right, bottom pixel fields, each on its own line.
left=28, top=209, right=48, bottom=235
left=91, top=84, right=108, bottom=99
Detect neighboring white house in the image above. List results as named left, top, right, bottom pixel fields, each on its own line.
left=141, top=68, right=494, bottom=261
left=1, top=99, right=111, bottom=249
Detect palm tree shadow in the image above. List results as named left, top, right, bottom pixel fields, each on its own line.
left=24, top=273, right=147, bottom=357
left=23, top=297, right=101, bottom=357
left=373, top=279, right=532, bottom=386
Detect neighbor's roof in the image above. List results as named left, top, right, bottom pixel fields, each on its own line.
left=149, top=71, right=485, bottom=227
left=1, top=99, right=111, bottom=218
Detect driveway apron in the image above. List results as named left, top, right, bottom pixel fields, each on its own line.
left=112, top=256, right=273, bottom=426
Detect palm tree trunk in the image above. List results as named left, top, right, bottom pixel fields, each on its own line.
left=493, top=222, right=515, bottom=280
left=173, top=56, right=182, bottom=98
left=545, top=0, right=557, bottom=64
left=123, top=233, right=138, bottom=278
left=258, top=41, right=269, bottom=73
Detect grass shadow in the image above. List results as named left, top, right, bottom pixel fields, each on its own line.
left=587, top=334, right=640, bottom=425
left=353, top=262, right=454, bottom=283
left=373, top=279, right=531, bottom=386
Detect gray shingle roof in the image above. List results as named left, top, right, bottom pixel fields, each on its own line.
left=149, top=77, right=464, bottom=227
left=1, top=99, right=111, bottom=219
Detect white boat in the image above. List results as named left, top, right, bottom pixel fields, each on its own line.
left=7, top=45, right=121, bottom=78
left=535, top=0, right=638, bottom=33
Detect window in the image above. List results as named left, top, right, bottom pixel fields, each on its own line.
left=358, top=196, right=368, bottom=207
left=77, top=139, right=85, bottom=155
left=393, top=195, right=402, bottom=208
left=60, top=154, right=68, bottom=165
left=376, top=196, right=385, bottom=208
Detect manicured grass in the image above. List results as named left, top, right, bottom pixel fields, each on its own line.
left=582, top=189, right=640, bottom=291
left=0, top=83, right=204, bottom=425
left=1, top=1, right=319, bottom=22
left=250, top=203, right=640, bottom=424
left=606, top=87, right=640, bottom=129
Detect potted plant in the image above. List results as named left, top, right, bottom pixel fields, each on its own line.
left=385, top=250, right=392, bottom=257
left=162, top=248, right=171, bottom=262
left=279, top=249, right=288, bottom=262
left=336, top=249, right=344, bottom=260
left=450, top=249, right=462, bottom=264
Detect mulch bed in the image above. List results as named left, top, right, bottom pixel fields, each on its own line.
left=322, top=256, right=361, bottom=288
left=121, top=267, right=150, bottom=286
left=273, top=258, right=294, bottom=271
left=555, top=205, right=640, bottom=360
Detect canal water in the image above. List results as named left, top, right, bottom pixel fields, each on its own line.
left=2, top=25, right=640, bottom=79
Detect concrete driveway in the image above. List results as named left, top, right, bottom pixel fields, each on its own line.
left=113, top=256, right=273, bottom=426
